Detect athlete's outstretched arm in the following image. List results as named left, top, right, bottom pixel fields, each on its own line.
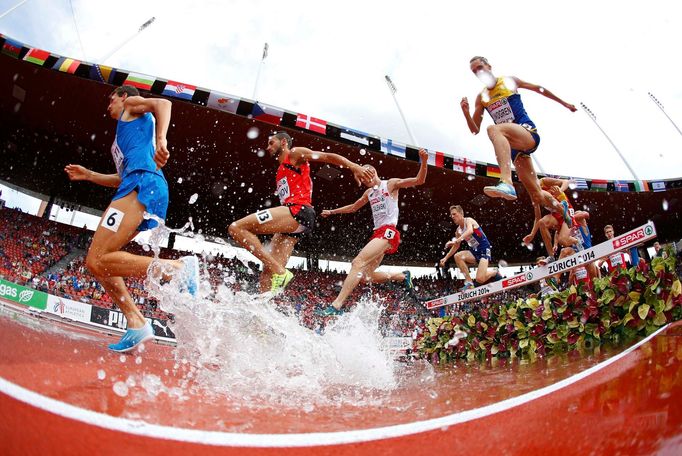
left=321, top=190, right=370, bottom=217
left=294, top=147, right=372, bottom=185
left=540, top=176, right=570, bottom=192
left=389, top=149, right=428, bottom=191
left=460, top=94, right=485, bottom=134
left=524, top=202, right=543, bottom=245
left=514, top=77, right=577, bottom=112
left=64, top=164, right=121, bottom=188
left=440, top=240, right=460, bottom=267
left=124, top=96, right=173, bottom=168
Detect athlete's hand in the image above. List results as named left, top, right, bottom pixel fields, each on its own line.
left=154, top=138, right=170, bottom=169
left=439, top=258, right=446, bottom=268
left=444, top=240, right=456, bottom=249
left=564, top=102, right=577, bottom=112
left=64, top=164, right=91, bottom=181
left=460, top=97, right=470, bottom=113
left=522, top=234, right=533, bottom=245
left=418, top=148, right=428, bottom=162
left=352, top=164, right=373, bottom=186
left=321, top=209, right=333, bottom=218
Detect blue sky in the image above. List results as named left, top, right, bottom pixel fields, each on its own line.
left=2, top=0, right=682, bottom=183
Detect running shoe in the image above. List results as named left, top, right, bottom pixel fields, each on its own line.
left=271, top=269, right=294, bottom=293
left=492, top=272, right=503, bottom=282
left=403, top=270, right=414, bottom=290
left=108, top=321, right=154, bottom=353
left=459, top=281, right=475, bottom=291
left=539, top=255, right=555, bottom=266
left=483, top=181, right=517, bottom=201
left=314, top=305, right=343, bottom=317
left=560, top=201, right=573, bottom=228
left=179, top=255, right=200, bottom=296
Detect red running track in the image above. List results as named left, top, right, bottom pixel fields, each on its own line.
left=1, top=309, right=681, bottom=455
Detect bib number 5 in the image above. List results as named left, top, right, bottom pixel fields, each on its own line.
left=384, top=228, right=395, bottom=240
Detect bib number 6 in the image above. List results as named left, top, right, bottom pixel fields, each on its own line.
left=102, top=207, right=124, bottom=232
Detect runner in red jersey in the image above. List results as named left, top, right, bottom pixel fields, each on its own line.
left=229, top=131, right=371, bottom=293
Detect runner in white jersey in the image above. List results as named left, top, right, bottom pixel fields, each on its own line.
left=316, top=149, right=428, bottom=316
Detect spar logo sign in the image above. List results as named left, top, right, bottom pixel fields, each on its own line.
left=427, top=297, right=446, bottom=309
left=612, top=225, right=652, bottom=249
left=502, top=273, right=531, bottom=288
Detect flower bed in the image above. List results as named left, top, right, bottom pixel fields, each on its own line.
left=416, top=252, right=682, bottom=364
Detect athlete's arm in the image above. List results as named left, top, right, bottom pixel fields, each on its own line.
left=388, top=149, right=428, bottom=191
left=440, top=242, right=459, bottom=267
left=321, top=190, right=370, bottom=217
left=455, top=218, right=475, bottom=243
left=64, top=164, right=121, bottom=188
left=524, top=202, right=542, bottom=245
left=123, top=96, right=172, bottom=168
left=461, top=94, right=485, bottom=134
left=514, top=77, right=577, bottom=112
left=293, top=147, right=372, bottom=186
left=540, top=177, right=570, bottom=192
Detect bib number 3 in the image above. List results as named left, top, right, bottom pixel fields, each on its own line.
left=102, top=207, right=124, bottom=232
left=256, top=209, right=273, bottom=224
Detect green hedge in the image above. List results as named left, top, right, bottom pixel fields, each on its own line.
left=416, top=252, right=682, bottom=364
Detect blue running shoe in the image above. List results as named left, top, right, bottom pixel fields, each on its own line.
left=483, top=181, right=517, bottom=201
left=561, top=201, right=573, bottom=228
left=315, top=305, right=343, bottom=317
left=459, top=281, right=474, bottom=291
left=180, top=255, right=200, bottom=296
left=108, top=322, right=154, bottom=353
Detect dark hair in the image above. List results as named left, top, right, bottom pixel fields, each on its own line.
left=110, top=85, right=140, bottom=98
left=469, top=56, right=489, bottom=65
left=273, top=131, right=293, bottom=148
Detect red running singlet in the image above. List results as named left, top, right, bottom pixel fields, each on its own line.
left=275, top=153, right=312, bottom=206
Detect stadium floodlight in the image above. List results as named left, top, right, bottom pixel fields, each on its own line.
left=252, top=42, right=269, bottom=101
left=384, top=75, right=418, bottom=146
left=580, top=102, right=639, bottom=181
left=648, top=92, right=682, bottom=138
left=99, top=17, right=156, bottom=64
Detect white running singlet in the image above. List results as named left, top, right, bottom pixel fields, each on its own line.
left=368, top=180, right=399, bottom=230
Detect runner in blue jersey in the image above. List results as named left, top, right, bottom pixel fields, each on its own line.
left=439, top=205, right=502, bottom=291
left=64, top=85, right=199, bottom=353
left=461, top=56, right=577, bottom=212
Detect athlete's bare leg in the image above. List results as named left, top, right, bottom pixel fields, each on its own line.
left=361, top=255, right=406, bottom=284
left=229, top=206, right=300, bottom=277
left=330, top=238, right=390, bottom=310
left=86, top=192, right=183, bottom=329
left=514, top=155, right=558, bottom=211
left=258, top=233, right=298, bottom=293
left=475, top=257, right=498, bottom=284
left=486, top=123, right=536, bottom=185
left=538, top=214, right=559, bottom=257
left=454, top=250, right=476, bottom=283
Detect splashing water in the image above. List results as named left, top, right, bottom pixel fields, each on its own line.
left=139, top=214, right=400, bottom=406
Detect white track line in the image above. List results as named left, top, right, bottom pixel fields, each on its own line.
left=0, top=324, right=669, bottom=448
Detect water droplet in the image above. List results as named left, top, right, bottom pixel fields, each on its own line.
left=662, top=199, right=669, bottom=211
left=135, top=356, right=143, bottom=365
left=467, top=175, right=475, bottom=181
left=177, top=177, right=183, bottom=184
left=97, top=369, right=106, bottom=380
left=499, top=259, right=508, bottom=267
left=113, top=381, right=129, bottom=397
left=90, top=134, right=96, bottom=141
left=189, top=193, right=199, bottom=204
left=119, top=355, right=126, bottom=363
left=247, top=127, right=260, bottom=139
left=359, top=149, right=366, bottom=156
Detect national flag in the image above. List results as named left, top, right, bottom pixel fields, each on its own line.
left=52, top=57, right=81, bottom=74
left=427, top=150, right=445, bottom=168
left=380, top=138, right=406, bottom=158
left=89, top=64, right=116, bottom=83
left=123, top=72, right=155, bottom=90
left=634, top=180, right=650, bottom=192
left=23, top=48, right=49, bottom=66
left=571, top=178, right=589, bottom=190
left=1, top=37, right=22, bottom=58
left=454, top=156, right=476, bottom=175
left=614, top=181, right=629, bottom=192
left=161, top=80, right=196, bottom=100
left=651, top=181, right=666, bottom=192
left=590, top=179, right=608, bottom=192
left=339, top=127, right=371, bottom=146
left=296, top=113, right=327, bottom=134
left=207, top=91, right=240, bottom=114
left=486, top=165, right=501, bottom=178
left=251, top=102, right=283, bottom=125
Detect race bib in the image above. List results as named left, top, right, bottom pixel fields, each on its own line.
left=276, top=177, right=290, bottom=204
left=111, top=139, right=124, bottom=176
left=575, top=267, right=588, bottom=280
left=383, top=228, right=396, bottom=240
left=487, top=98, right=515, bottom=124
left=609, top=253, right=623, bottom=266
left=102, top=207, right=124, bottom=232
